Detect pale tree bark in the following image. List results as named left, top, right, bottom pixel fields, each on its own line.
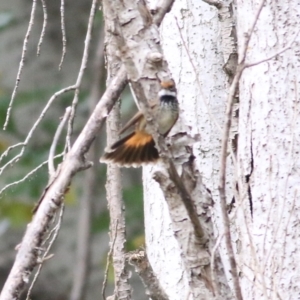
left=102, top=0, right=231, bottom=297
left=144, top=0, right=300, bottom=299
left=69, top=29, right=105, bottom=300
left=236, top=0, right=300, bottom=299
left=0, top=0, right=176, bottom=299
left=103, top=0, right=132, bottom=297
left=144, top=0, right=234, bottom=299
left=2, top=0, right=299, bottom=299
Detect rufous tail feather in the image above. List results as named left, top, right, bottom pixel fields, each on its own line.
left=100, top=131, right=159, bottom=167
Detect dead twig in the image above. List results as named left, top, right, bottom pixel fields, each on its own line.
left=127, top=250, right=168, bottom=300
left=66, top=0, right=99, bottom=147
left=59, top=0, right=67, bottom=70
left=218, top=1, right=266, bottom=299
left=102, top=221, right=119, bottom=300
left=48, top=107, right=71, bottom=178
left=37, top=0, right=47, bottom=56
left=3, top=0, right=37, bottom=130
left=25, top=205, right=65, bottom=300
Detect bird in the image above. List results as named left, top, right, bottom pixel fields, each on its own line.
left=100, top=79, right=179, bottom=167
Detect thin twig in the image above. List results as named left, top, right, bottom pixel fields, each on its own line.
left=152, top=0, right=175, bottom=26
left=26, top=205, right=65, bottom=300
left=0, top=66, right=127, bottom=300
left=59, top=0, right=67, bottom=70
left=127, top=250, right=168, bottom=300
left=0, top=153, right=63, bottom=197
left=218, top=3, right=299, bottom=298
left=48, top=107, right=71, bottom=178
left=240, top=0, right=266, bottom=64
left=66, top=0, right=99, bottom=147
left=218, top=1, right=267, bottom=299
left=3, top=0, right=37, bottom=130
left=69, top=30, right=105, bottom=300
left=37, top=0, right=48, bottom=56
left=0, top=86, right=76, bottom=175
left=0, top=1, right=174, bottom=296
left=102, top=220, right=119, bottom=300
left=210, top=233, right=224, bottom=298
left=245, top=29, right=300, bottom=68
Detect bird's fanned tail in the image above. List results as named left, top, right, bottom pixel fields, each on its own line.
left=100, top=131, right=159, bottom=167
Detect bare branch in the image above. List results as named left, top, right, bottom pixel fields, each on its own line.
left=0, top=1, right=175, bottom=297
left=0, top=67, right=127, bottom=300
left=0, top=153, right=63, bottom=197
left=25, top=205, right=65, bottom=300
left=48, top=107, right=71, bottom=178
left=102, top=221, right=119, bottom=300
left=218, top=1, right=267, bottom=300
left=66, top=0, right=99, bottom=147
left=70, top=29, right=105, bottom=300
left=103, top=0, right=132, bottom=293
left=105, top=103, right=132, bottom=300
left=0, top=85, right=76, bottom=176
left=3, top=0, right=37, bottom=130
left=37, top=0, right=47, bottom=56
left=245, top=29, right=300, bottom=68
left=127, top=250, right=168, bottom=300
left=59, top=0, right=67, bottom=70
left=151, top=0, right=175, bottom=26
left=218, top=61, right=244, bottom=300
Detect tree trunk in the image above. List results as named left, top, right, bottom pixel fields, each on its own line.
left=144, top=0, right=300, bottom=299
left=144, top=0, right=233, bottom=299
left=236, top=0, right=300, bottom=298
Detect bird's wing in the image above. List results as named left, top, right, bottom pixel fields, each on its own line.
left=118, top=102, right=158, bottom=135
left=118, top=111, right=144, bottom=135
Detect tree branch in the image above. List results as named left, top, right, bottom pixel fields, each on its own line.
left=0, top=0, right=176, bottom=298
left=218, top=1, right=267, bottom=299
left=102, top=0, right=133, bottom=297
left=69, top=28, right=105, bottom=300
left=48, top=107, right=71, bottom=178
left=0, top=68, right=127, bottom=300
left=106, top=0, right=217, bottom=297
left=127, top=250, right=168, bottom=300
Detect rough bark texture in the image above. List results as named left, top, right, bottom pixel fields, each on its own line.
left=144, top=0, right=234, bottom=299
left=104, top=0, right=232, bottom=298
left=103, top=0, right=132, bottom=298
left=0, top=69, right=128, bottom=300
left=237, top=0, right=300, bottom=299
left=0, top=0, right=179, bottom=299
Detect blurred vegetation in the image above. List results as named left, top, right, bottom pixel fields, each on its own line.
left=0, top=80, right=144, bottom=242
left=0, top=1, right=146, bottom=298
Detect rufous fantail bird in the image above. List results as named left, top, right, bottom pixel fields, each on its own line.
left=100, top=79, right=179, bottom=167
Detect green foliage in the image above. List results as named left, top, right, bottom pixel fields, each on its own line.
left=0, top=11, right=14, bottom=31
left=0, top=199, right=32, bottom=227
left=0, top=88, right=69, bottom=226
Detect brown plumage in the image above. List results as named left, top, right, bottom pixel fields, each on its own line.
left=100, top=79, right=179, bottom=167
left=102, top=131, right=159, bottom=166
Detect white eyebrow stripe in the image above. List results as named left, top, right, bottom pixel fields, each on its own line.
left=158, top=89, right=177, bottom=97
